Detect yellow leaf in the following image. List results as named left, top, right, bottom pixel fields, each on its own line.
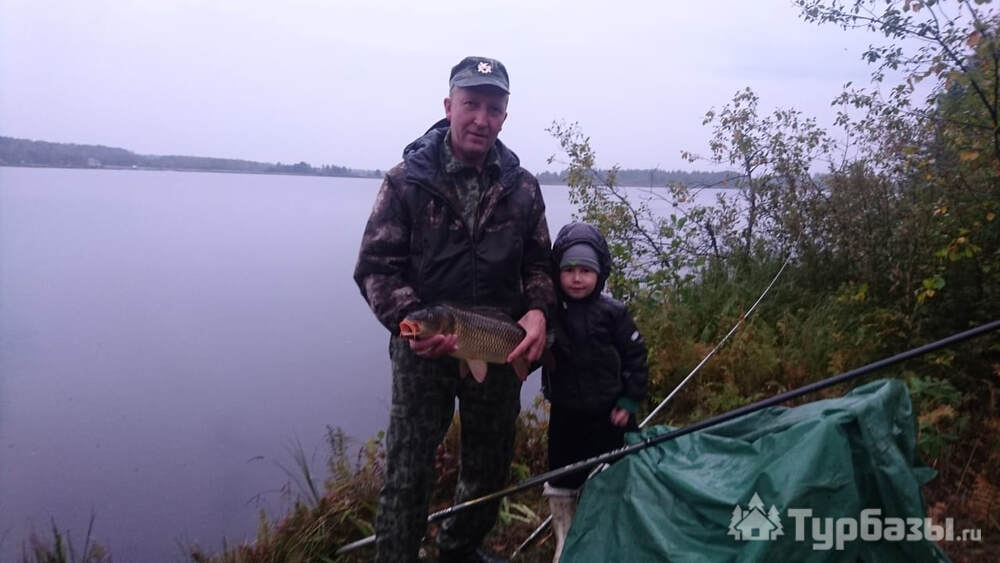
left=987, top=212, right=996, bottom=222
left=959, top=151, right=980, bottom=162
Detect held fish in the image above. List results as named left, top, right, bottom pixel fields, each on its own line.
left=398, top=305, right=529, bottom=382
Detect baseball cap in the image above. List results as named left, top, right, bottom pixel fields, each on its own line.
left=449, top=56, right=510, bottom=94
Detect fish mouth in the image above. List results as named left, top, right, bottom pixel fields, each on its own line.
left=399, top=319, right=422, bottom=338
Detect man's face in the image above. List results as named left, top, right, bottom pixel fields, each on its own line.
left=444, top=86, right=508, bottom=167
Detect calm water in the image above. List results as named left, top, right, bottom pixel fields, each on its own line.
left=0, top=167, right=578, bottom=562
left=0, top=167, right=727, bottom=561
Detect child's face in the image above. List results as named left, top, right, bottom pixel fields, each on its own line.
left=560, top=265, right=598, bottom=299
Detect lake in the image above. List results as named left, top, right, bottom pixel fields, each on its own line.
left=0, top=166, right=727, bottom=562
left=0, top=167, right=582, bottom=562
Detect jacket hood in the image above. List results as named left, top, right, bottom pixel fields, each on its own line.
left=552, top=222, right=612, bottom=297
left=402, top=119, right=523, bottom=190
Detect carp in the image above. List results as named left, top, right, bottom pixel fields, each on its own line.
left=398, top=305, right=530, bottom=382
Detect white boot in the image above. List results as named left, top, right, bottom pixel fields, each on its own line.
left=543, top=483, right=578, bottom=563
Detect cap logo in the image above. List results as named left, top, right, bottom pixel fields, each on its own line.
left=477, top=61, right=493, bottom=74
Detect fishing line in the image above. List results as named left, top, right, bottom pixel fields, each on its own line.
left=336, top=319, right=1000, bottom=555
left=641, top=249, right=795, bottom=427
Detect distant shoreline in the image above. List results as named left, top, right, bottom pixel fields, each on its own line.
left=0, top=135, right=385, bottom=179
left=0, top=163, right=743, bottom=189
left=1, top=135, right=742, bottom=188
left=0, top=162, right=386, bottom=179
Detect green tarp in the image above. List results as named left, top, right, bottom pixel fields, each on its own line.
left=561, top=379, right=948, bottom=562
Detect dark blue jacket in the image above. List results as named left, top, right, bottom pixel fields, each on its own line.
left=542, top=222, right=648, bottom=412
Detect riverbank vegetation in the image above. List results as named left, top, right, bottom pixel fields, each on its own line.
left=550, top=1, right=1000, bottom=558
left=21, top=1, right=998, bottom=561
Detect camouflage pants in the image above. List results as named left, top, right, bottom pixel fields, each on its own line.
left=374, top=336, right=522, bottom=563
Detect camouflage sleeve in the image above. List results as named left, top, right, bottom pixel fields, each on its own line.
left=521, top=174, right=556, bottom=319
left=353, top=173, right=422, bottom=334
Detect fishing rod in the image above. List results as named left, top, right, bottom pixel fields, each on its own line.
left=641, top=252, right=793, bottom=426
left=512, top=249, right=796, bottom=557
left=336, top=319, right=1000, bottom=556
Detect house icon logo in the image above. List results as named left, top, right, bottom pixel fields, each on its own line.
left=727, top=492, right=784, bottom=541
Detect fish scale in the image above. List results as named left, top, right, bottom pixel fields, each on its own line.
left=451, top=308, right=525, bottom=362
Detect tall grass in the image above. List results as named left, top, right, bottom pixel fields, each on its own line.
left=19, top=516, right=108, bottom=563
left=186, top=404, right=557, bottom=562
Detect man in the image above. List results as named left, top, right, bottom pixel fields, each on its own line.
left=354, top=56, right=555, bottom=563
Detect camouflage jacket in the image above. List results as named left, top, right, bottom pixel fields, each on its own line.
left=354, top=122, right=556, bottom=334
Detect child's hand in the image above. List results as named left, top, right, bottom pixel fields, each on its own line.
left=609, top=407, right=630, bottom=427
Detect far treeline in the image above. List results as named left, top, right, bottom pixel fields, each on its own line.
left=0, top=135, right=740, bottom=188
left=0, top=136, right=383, bottom=178
left=536, top=168, right=744, bottom=188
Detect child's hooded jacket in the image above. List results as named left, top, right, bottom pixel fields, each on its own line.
left=542, top=222, right=648, bottom=413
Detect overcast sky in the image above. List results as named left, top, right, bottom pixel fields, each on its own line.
left=1, top=0, right=885, bottom=173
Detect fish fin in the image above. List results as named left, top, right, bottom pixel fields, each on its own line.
left=459, top=360, right=470, bottom=379
left=467, top=359, right=489, bottom=383
left=512, top=358, right=529, bottom=381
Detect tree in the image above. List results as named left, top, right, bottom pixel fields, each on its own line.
left=793, top=1, right=999, bottom=331
left=688, top=87, right=834, bottom=261
left=546, top=120, right=706, bottom=299
left=797, top=0, right=999, bottom=162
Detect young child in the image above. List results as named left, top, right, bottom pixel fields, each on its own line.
left=541, top=222, right=649, bottom=561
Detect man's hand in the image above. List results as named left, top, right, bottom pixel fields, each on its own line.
left=609, top=407, right=630, bottom=427
left=506, top=309, right=546, bottom=364
left=409, top=333, right=458, bottom=358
